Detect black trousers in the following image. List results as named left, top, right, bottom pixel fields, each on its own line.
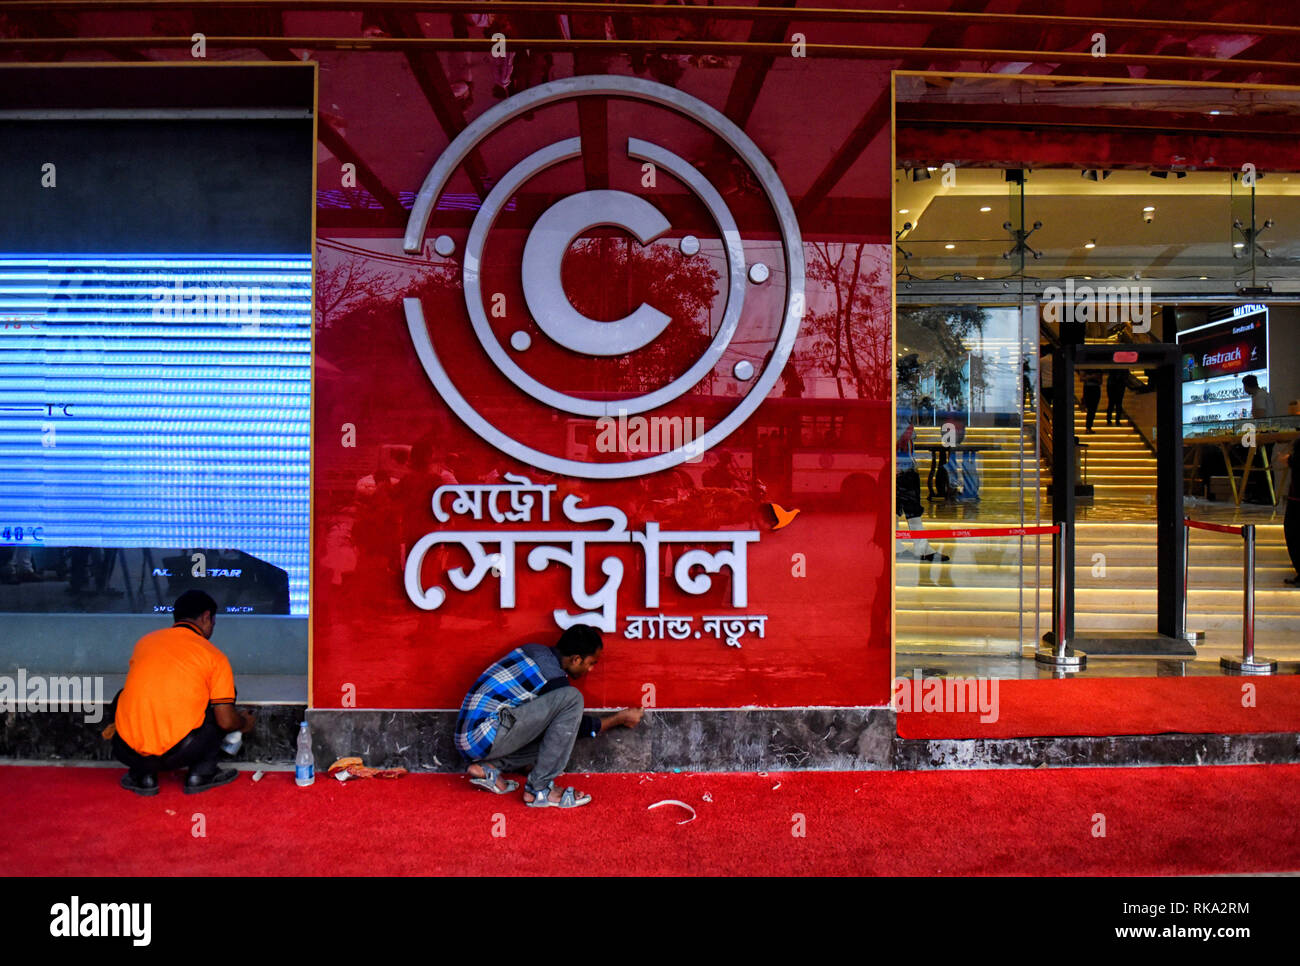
left=1106, top=386, right=1126, bottom=424
left=112, top=703, right=224, bottom=781
left=896, top=468, right=924, bottom=519
left=1081, top=384, right=1102, bottom=432
left=1286, top=499, right=1300, bottom=576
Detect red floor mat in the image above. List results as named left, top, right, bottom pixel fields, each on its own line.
left=896, top=675, right=1300, bottom=740
left=3, top=764, right=1298, bottom=876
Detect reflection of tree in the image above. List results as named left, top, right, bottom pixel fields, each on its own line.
left=897, top=305, right=988, bottom=408
left=806, top=243, right=891, bottom=400
left=315, top=249, right=408, bottom=330
left=314, top=252, right=459, bottom=414
left=561, top=238, right=718, bottom=394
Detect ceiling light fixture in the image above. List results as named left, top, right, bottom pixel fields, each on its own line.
left=1084, top=240, right=1096, bottom=249
left=979, top=206, right=992, bottom=213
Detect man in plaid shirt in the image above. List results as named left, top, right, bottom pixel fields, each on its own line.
left=457, top=624, right=643, bottom=808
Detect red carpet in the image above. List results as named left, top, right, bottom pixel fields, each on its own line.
left=896, top=675, right=1300, bottom=740
left=3, top=764, right=1299, bottom=876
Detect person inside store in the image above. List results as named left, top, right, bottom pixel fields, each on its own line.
left=457, top=624, right=643, bottom=808
left=895, top=354, right=949, bottom=562
left=1105, top=369, right=1128, bottom=427
left=1080, top=370, right=1103, bottom=433
left=1242, top=374, right=1275, bottom=504
left=109, top=590, right=255, bottom=796
left=1284, top=439, right=1300, bottom=587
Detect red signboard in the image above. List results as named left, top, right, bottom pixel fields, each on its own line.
left=312, top=75, right=894, bottom=710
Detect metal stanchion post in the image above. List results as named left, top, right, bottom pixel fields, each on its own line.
left=1182, top=522, right=1204, bottom=644
left=1036, top=520, right=1086, bottom=670
left=1221, top=523, right=1277, bottom=674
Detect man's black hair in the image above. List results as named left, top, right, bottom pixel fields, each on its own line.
left=174, top=589, right=217, bottom=623
left=1243, top=374, right=1259, bottom=390
left=555, top=624, right=603, bottom=657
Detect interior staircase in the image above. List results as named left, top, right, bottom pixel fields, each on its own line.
left=1068, top=372, right=1159, bottom=502
left=898, top=373, right=1297, bottom=659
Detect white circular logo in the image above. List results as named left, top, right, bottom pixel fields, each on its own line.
left=403, top=75, right=804, bottom=479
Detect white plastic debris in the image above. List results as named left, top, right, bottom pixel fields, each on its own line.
left=701, top=792, right=713, bottom=803
left=647, top=799, right=697, bottom=825
left=771, top=782, right=782, bottom=790
left=251, top=771, right=264, bottom=783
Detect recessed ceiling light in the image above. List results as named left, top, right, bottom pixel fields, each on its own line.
left=1143, top=206, right=1156, bottom=212
left=898, top=209, right=909, bottom=214
left=926, top=166, right=937, bottom=172
left=1083, top=276, right=1092, bottom=280
left=1234, top=242, right=1245, bottom=248
left=1209, top=110, right=1221, bottom=115
left=944, top=243, right=955, bottom=249
left=1199, top=276, right=1209, bottom=280
left=975, top=276, right=985, bottom=280
left=979, top=206, right=992, bottom=213
left=1084, top=240, right=1096, bottom=249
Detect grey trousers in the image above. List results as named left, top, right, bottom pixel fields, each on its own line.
left=481, top=686, right=584, bottom=792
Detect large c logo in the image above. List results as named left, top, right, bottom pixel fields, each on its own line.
left=522, top=190, right=671, bottom=357
left=402, top=75, right=804, bottom=479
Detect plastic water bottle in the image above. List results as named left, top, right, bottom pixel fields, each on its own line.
left=221, top=730, right=243, bottom=755
left=295, top=721, right=315, bottom=787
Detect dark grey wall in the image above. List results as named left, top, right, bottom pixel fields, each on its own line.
left=0, top=119, right=312, bottom=254
left=0, top=614, right=306, bottom=676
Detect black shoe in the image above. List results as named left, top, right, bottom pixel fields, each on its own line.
left=120, top=772, right=159, bottom=797
left=184, top=768, right=239, bottom=795
left=919, top=552, right=950, bottom=563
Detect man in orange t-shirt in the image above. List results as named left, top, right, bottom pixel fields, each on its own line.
left=113, top=590, right=256, bottom=796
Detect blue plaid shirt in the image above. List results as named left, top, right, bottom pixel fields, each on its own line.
left=454, top=644, right=598, bottom=759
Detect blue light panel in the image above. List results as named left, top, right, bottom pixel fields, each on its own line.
left=0, top=255, right=312, bottom=614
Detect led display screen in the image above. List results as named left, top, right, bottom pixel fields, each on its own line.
left=0, top=255, right=311, bottom=614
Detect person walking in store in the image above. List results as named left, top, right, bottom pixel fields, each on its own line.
left=1105, top=369, right=1128, bottom=426
left=1242, top=374, right=1275, bottom=504
left=1080, top=370, right=1103, bottom=433
left=1284, top=440, right=1300, bottom=587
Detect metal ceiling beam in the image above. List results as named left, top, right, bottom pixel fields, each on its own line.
left=6, top=3, right=1300, bottom=42
left=377, top=9, right=489, bottom=199
left=317, top=116, right=408, bottom=221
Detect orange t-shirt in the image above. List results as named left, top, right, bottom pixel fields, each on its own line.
left=115, top=622, right=236, bottom=756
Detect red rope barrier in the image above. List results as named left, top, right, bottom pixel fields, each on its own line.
left=894, top=525, right=1060, bottom=540
left=1183, top=518, right=1244, bottom=535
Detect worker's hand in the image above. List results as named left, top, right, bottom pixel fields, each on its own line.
left=618, top=708, right=645, bottom=728
left=240, top=710, right=257, bottom=734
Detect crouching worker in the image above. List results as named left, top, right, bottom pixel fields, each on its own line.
left=112, top=590, right=256, bottom=796
left=456, top=625, right=643, bottom=808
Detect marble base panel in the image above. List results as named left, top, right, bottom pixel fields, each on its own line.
left=306, top=708, right=900, bottom=772
left=0, top=705, right=307, bottom=765
left=6, top=705, right=1299, bottom=771
left=893, top=732, right=1300, bottom=769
